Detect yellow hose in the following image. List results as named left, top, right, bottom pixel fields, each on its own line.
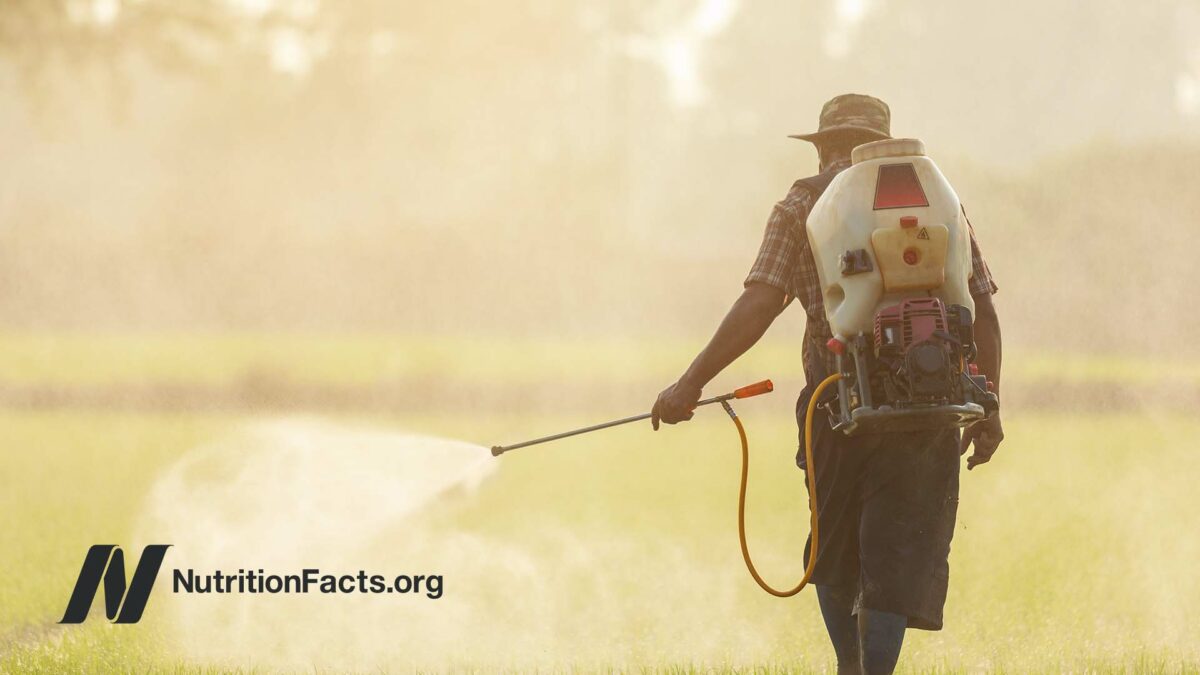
left=736, top=372, right=841, bottom=597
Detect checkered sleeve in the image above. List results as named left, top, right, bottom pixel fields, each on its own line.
left=744, top=201, right=802, bottom=300
left=963, top=205, right=998, bottom=297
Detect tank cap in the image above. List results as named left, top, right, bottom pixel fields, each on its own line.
left=852, top=138, right=926, bottom=165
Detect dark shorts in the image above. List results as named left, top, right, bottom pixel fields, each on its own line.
left=796, top=384, right=961, bottom=631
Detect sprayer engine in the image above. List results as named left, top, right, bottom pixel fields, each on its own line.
left=831, top=297, right=997, bottom=434
left=876, top=297, right=971, bottom=400
left=868, top=294, right=998, bottom=420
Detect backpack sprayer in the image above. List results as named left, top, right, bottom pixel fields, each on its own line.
left=810, top=138, right=997, bottom=435
left=491, top=138, right=998, bottom=598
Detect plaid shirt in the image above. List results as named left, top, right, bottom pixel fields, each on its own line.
left=745, top=159, right=998, bottom=380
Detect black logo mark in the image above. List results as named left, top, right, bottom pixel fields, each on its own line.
left=60, top=545, right=171, bottom=624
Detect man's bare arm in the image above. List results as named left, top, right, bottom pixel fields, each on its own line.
left=961, top=292, right=1003, bottom=469
left=650, top=283, right=786, bottom=429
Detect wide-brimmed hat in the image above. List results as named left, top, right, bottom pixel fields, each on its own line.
left=789, top=93, right=891, bottom=144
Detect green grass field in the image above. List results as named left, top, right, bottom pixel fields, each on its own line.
left=1, top=335, right=1198, bottom=673
left=2, top=333, right=1196, bottom=388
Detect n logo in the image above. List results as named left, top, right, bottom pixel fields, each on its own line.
left=60, top=544, right=171, bottom=624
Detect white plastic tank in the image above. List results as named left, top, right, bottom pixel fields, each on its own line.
left=806, top=138, right=975, bottom=344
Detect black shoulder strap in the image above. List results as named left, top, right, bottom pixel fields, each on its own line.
left=794, top=167, right=841, bottom=198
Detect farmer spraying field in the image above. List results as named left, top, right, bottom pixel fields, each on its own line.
left=9, top=2, right=1200, bottom=671
left=651, top=94, right=1004, bottom=674
left=489, top=93, right=1004, bottom=673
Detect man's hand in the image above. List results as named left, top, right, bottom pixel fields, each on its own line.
left=651, top=378, right=703, bottom=430
left=960, top=415, right=1004, bottom=470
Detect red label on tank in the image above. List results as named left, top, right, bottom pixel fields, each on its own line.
left=873, top=163, right=929, bottom=210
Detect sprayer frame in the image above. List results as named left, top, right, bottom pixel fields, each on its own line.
left=831, top=333, right=991, bottom=435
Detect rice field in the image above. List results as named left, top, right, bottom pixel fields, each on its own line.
left=1, top=335, right=1197, bottom=673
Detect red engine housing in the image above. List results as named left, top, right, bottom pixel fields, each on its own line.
left=873, top=297, right=948, bottom=352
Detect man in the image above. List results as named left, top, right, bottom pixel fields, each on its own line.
left=650, top=94, right=1003, bottom=675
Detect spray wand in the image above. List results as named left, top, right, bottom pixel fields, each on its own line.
left=489, top=375, right=842, bottom=599
left=489, top=379, right=775, bottom=456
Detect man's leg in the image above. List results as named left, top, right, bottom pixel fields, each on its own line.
left=816, top=584, right=860, bottom=674
left=857, top=608, right=907, bottom=675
